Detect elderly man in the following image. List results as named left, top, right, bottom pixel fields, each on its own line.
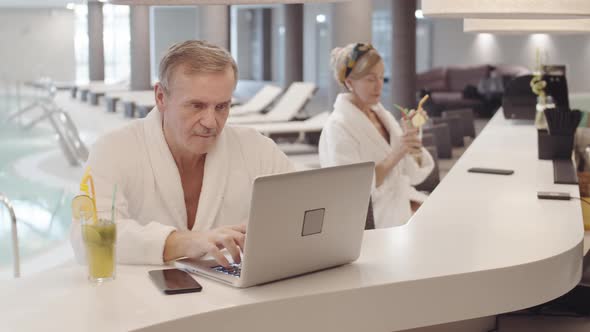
left=71, top=40, right=294, bottom=267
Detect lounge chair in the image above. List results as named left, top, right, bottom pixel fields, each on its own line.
left=228, top=82, right=317, bottom=125
left=230, top=85, right=282, bottom=117
left=236, top=111, right=329, bottom=145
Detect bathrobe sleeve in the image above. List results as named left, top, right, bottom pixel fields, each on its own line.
left=401, top=147, right=435, bottom=186
left=69, top=130, right=176, bottom=265
left=236, top=127, right=296, bottom=175
left=257, top=134, right=296, bottom=174
left=319, top=122, right=385, bottom=196
left=319, top=122, right=363, bottom=167
left=386, top=115, right=435, bottom=187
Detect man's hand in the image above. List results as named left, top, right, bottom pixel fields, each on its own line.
left=164, top=224, right=246, bottom=267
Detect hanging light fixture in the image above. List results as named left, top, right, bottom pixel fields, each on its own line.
left=464, top=18, right=590, bottom=34
left=422, top=0, right=590, bottom=19
left=107, top=0, right=348, bottom=4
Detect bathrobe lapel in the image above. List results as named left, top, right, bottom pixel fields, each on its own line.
left=333, top=93, right=392, bottom=155
left=143, top=108, right=229, bottom=231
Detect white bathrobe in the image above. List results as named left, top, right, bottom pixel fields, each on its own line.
left=319, top=93, right=434, bottom=228
left=70, top=108, right=295, bottom=265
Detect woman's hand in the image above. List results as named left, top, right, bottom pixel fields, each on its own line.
left=399, top=128, right=423, bottom=156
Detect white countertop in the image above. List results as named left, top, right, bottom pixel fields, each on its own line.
left=0, top=110, right=584, bottom=332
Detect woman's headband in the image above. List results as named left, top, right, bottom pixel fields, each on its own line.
left=343, top=43, right=374, bottom=81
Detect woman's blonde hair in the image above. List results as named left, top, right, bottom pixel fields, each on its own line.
left=330, top=43, right=382, bottom=90
left=158, top=40, right=238, bottom=94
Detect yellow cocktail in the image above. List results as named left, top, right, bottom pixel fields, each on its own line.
left=73, top=168, right=118, bottom=282
left=82, top=219, right=116, bottom=281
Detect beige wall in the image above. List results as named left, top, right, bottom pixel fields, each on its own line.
left=431, top=18, right=590, bottom=92
left=0, top=8, right=75, bottom=82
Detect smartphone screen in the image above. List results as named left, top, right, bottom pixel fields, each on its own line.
left=149, top=269, right=203, bottom=295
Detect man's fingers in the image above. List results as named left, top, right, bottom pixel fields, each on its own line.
left=230, top=224, right=247, bottom=234
left=224, top=229, right=246, bottom=252
left=221, top=228, right=247, bottom=252
left=220, top=236, right=242, bottom=264
left=207, top=244, right=230, bottom=268
left=235, top=233, right=246, bottom=252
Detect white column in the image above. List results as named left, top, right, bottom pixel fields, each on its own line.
left=329, top=0, right=372, bottom=103
left=88, top=1, right=105, bottom=81
left=199, top=5, right=229, bottom=50
left=130, top=5, right=151, bottom=90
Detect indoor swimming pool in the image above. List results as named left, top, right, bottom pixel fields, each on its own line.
left=0, top=96, right=74, bottom=275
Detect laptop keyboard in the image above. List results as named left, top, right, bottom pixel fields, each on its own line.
left=211, top=263, right=241, bottom=277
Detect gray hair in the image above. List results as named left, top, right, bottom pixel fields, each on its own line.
left=158, top=40, right=238, bottom=94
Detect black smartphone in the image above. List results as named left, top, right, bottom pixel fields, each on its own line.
left=537, top=191, right=571, bottom=201
left=468, top=167, right=514, bottom=175
left=149, top=269, right=203, bottom=295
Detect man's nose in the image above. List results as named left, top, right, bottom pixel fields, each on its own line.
left=200, top=107, right=216, bottom=129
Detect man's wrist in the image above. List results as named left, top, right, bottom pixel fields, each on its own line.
left=163, top=230, right=188, bottom=262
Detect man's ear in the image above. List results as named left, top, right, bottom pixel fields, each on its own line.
left=154, top=83, right=166, bottom=112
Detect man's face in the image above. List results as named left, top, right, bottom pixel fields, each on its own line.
left=155, top=64, right=235, bottom=156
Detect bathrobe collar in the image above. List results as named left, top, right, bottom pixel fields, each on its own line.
left=143, top=108, right=229, bottom=231
left=333, top=93, right=394, bottom=152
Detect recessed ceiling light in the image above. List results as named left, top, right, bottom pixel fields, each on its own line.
left=414, top=9, right=423, bottom=19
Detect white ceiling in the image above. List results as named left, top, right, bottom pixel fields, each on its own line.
left=0, top=0, right=86, bottom=8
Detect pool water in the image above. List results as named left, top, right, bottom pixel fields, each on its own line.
left=0, top=96, right=73, bottom=268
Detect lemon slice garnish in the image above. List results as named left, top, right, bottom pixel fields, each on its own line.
left=72, top=194, right=95, bottom=221
left=82, top=224, right=103, bottom=244
left=412, top=113, right=427, bottom=128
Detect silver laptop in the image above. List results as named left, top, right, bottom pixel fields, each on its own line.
left=174, top=162, right=374, bottom=288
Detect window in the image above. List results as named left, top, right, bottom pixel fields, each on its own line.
left=73, top=4, right=130, bottom=83
left=103, top=5, right=130, bottom=83
left=231, top=5, right=276, bottom=82
left=372, top=8, right=392, bottom=79
left=73, top=5, right=88, bottom=83
left=303, top=3, right=330, bottom=102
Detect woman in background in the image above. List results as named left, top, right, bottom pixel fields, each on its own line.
left=319, top=43, right=434, bottom=228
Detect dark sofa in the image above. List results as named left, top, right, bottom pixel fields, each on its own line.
left=417, top=64, right=530, bottom=117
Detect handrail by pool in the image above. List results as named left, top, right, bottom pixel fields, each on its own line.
left=0, top=193, right=20, bottom=278
left=4, top=80, right=89, bottom=166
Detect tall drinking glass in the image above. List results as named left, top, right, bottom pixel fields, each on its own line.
left=81, top=210, right=116, bottom=282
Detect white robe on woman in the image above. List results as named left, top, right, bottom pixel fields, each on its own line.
left=70, top=108, right=294, bottom=265
left=319, top=93, right=434, bottom=228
